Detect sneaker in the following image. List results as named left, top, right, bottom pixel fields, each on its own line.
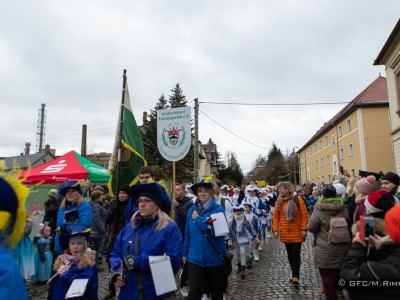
left=179, top=286, right=189, bottom=298
left=258, top=244, right=263, bottom=251
left=267, top=232, right=272, bottom=238
left=253, top=253, right=259, bottom=261
left=336, top=290, right=344, bottom=298
left=291, top=277, right=299, bottom=285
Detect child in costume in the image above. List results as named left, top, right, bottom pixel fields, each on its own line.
left=231, top=204, right=256, bottom=278
left=242, top=202, right=259, bottom=267
left=32, top=223, right=53, bottom=283
left=13, top=210, right=35, bottom=280
left=0, top=170, right=29, bottom=299
left=52, top=232, right=98, bottom=300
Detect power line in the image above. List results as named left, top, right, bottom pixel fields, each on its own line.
left=198, top=109, right=268, bottom=150
left=199, top=101, right=349, bottom=106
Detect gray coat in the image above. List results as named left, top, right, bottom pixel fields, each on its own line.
left=308, top=199, right=351, bottom=269
left=90, top=200, right=107, bottom=239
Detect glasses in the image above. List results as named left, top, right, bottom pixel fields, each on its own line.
left=138, top=198, right=152, bottom=204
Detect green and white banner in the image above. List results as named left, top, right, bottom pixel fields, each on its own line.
left=157, top=107, right=191, bottom=162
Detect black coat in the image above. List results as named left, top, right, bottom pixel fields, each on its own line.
left=174, top=196, right=192, bottom=242
left=43, top=195, right=61, bottom=234
left=340, top=242, right=400, bottom=300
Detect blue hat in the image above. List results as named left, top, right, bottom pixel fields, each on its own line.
left=233, top=204, right=244, bottom=212
left=58, top=180, right=83, bottom=196
left=130, top=182, right=171, bottom=214
left=191, top=178, right=215, bottom=196
left=0, top=177, right=18, bottom=214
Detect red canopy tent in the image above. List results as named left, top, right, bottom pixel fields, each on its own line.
left=20, top=150, right=110, bottom=184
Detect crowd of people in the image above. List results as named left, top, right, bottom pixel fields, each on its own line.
left=2, top=166, right=400, bottom=299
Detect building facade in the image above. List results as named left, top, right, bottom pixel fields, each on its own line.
left=374, top=19, right=400, bottom=173
left=299, top=76, right=395, bottom=184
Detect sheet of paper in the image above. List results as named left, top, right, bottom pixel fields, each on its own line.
left=65, top=278, right=89, bottom=299
left=149, top=255, right=176, bottom=296
left=211, top=212, right=229, bottom=237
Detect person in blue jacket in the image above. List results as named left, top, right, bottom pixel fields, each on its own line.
left=109, top=182, right=182, bottom=300
left=55, top=180, right=93, bottom=254
left=183, top=178, right=228, bottom=300
left=0, top=170, right=29, bottom=300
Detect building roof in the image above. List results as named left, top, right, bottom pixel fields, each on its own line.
left=4, top=152, right=55, bottom=169
left=374, top=18, right=400, bottom=65
left=299, top=76, right=388, bottom=152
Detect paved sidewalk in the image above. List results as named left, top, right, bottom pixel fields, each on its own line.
left=27, top=234, right=349, bottom=299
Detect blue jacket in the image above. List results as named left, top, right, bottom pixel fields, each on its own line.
left=55, top=201, right=93, bottom=253
left=0, top=246, right=28, bottom=300
left=183, top=200, right=226, bottom=267
left=125, top=197, right=138, bottom=224
left=110, top=218, right=182, bottom=299
left=52, top=263, right=98, bottom=300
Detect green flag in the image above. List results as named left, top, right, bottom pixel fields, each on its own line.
left=108, top=74, right=147, bottom=196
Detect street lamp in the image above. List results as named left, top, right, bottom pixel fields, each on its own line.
left=292, top=146, right=299, bottom=186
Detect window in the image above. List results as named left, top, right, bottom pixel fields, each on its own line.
left=350, top=168, right=355, bottom=176
left=332, top=141, right=336, bottom=152
left=328, top=174, right=331, bottom=182
left=315, top=144, right=317, bottom=152
left=348, top=144, right=353, bottom=157
left=346, top=119, right=352, bottom=132
left=334, top=161, right=337, bottom=172
left=321, top=158, right=324, bottom=166
left=320, top=140, right=322, bottom=149
left=322, top=176, right=325, bottom=183
left=327, top=154, right=330, bottom=164
left=316, top=160, right=318, bottom=168
left=325, top=136, right=328, bottom=145
left=339, top=148, right=344, bottom=160
left=338, top=126, right=342, bottom=138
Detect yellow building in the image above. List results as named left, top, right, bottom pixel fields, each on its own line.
left=374, top=19, right=400, bottom=173
left=298, top=76, right=394, bottom=184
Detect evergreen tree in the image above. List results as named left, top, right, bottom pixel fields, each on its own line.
left=168, top=83, right=187, bottom=108
left=142, top=94, right=169, bottom=179
left=217, top=151, right=243, bottom=186
left=265, top=142, right=288, bottom=185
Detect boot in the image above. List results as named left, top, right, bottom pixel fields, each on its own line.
left=240, top=265, right=246, bottom=279
left=247, top=254, right=254, bottom=269
left=236, top=263, right=241, bottom=274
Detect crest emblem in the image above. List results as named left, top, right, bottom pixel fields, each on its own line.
left=165, top=126, right=181, bottom=146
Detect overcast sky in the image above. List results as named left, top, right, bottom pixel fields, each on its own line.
left=0, top=1, right=399, bottom=173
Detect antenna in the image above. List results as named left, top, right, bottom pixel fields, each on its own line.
left=36, top=103, right=46, bottom=153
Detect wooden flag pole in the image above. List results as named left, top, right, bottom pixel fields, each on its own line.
left=173, top=161, right=176, bottom=201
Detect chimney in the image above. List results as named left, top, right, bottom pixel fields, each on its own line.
left=81, top=124, right=87, bottom=157
left=24, top=142, right=31, bottom=155
left=143, top=111, right=148, bottom=129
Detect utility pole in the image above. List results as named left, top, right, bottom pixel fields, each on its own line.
left=194, top=98, right=199, bottom=183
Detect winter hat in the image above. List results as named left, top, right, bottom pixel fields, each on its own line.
left=58, top=180, right=83, bottom=196
left=242, top=202, right=254, bottom=208
left=246, top=185, right=258, bottom=192
left=321, top=184, right=336, bottom=198
left=333, top=183, right=346, bottom=197
left=365, top=190, right=394, bottom=216
left=118, top=184, right=130, bottom=195
left=384, top=205, right=400, bottom=243
left=93, top=186, right=105, bottom=193
left=381, top=172, right=400, bottom=187
left=354, top=175, right=377, bottom=195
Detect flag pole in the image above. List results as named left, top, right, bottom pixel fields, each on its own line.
left=173, top=161, right=176, bottom=202
left=114, top=69, right=127, bottom=195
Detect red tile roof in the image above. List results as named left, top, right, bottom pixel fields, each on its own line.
left=299, top=76, right=388, bottom=152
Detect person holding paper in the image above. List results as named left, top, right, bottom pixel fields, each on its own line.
left=52, top=231, right=98, bottom=300
left=183, top=178, right=228, bottom=300
left=109, top=182, right=182, bottom=299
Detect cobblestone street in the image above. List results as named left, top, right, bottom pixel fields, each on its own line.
left=27, top=234, right=349, bottom=299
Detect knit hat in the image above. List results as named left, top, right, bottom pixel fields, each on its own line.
left=93, top=186, right=105, bottom=193
left=332, top=183, right=346, bottom=197
left=384, top=205, right=400, bottom=243
left=118, top=184, right=130, bottom=195
left=321, top=184, right=336, bottom=198
left=381, top=172, right=400, bottom=187
left=354, top=175, right=376, bottom=195
left=365, top=190, right=394, bottom=216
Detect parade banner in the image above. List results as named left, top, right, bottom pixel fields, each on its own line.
left=157, top=107, right=191, bottom=162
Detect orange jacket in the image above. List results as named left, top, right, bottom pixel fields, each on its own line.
left=273, top=195, right=309, bottom=243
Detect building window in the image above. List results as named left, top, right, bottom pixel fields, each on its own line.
left=346, top=119, right=352, bottom=132
left=328, top=174, right=331, bottom=182
left=320, top=140, right=322, bottom=149
left=348, top=144, right=353, bottom=157
left=338, top=126, right=342, bottom=138
left=321, top=158, right=324, bottom=166
left=327, top=154, right=330, bottom=164
left=315, top=144, right=317, bottom=152
left=334, top=161, right=337, bottom=172
left=339, top=148, right=344, bottom=160
left=316, top=160, right=318, bottom=168
left=350, top=168, right=355, bottom=176
left=325, top=136, right=328, bottom=145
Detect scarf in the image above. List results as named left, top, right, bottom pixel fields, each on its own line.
left=234, top=214, right=244, bottom=232
left=194, top=197, right=213, bottom=214
left=277, top=192, right=295, bottom=221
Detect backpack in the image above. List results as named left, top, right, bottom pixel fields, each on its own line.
left=328, top=217, right=351, bottom=244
